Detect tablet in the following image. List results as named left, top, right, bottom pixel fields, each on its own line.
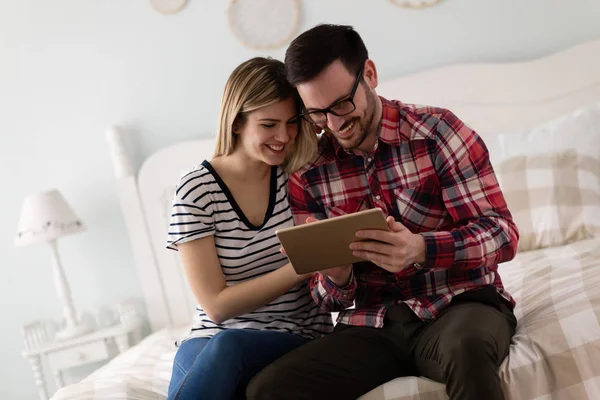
left=276, top=208, right=389, bottom=274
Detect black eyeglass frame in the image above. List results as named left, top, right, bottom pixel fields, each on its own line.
left=299, top=68, right=364, bottom=125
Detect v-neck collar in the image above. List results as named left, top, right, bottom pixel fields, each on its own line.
left=202, top=160, right=277, bottom=231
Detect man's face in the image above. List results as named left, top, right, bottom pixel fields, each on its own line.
left=297, top=59, right=378, bottom=151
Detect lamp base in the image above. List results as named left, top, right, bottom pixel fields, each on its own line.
left=55, top=324, right=93, bottom=341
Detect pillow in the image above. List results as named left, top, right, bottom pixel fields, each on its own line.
left=485, top=103, right=600, bottom=252
left=491, top=103, right=600, bottom=164
left=495, top=150, right=600, bottom=252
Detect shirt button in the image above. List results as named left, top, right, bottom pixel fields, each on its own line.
left=375, top=195, right=381, bottom=200
left=366, top=157, right=372, bottom=163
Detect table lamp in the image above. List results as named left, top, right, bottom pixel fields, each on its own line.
left=15, top=189, right=92, bottom=340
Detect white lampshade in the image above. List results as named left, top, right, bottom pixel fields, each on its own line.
left=15, top=189, right=85, bottom=247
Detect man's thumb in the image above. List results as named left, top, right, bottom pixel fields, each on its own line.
left=386, top=216, right=407, bottom=232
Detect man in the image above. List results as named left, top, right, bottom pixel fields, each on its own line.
left=247, top=24, right=518, bottom=400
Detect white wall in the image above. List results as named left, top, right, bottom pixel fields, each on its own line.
left=1, top=0, right=599, bottom=398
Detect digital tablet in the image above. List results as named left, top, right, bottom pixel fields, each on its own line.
left=276, top=208, right=389, bottom=274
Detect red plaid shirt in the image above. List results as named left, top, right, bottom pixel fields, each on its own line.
left=289, top=97, right=518, bottom=328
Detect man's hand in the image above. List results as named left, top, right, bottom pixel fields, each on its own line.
left=349, top=216, right=426, bottom=274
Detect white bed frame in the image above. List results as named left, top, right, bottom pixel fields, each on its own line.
left=106, top=38, right=600, bottom=333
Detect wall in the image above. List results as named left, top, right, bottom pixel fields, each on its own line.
left=1, top=0, right=599, bottom=398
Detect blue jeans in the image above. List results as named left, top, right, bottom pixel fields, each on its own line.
left=167, top=329, right=310, bottom=400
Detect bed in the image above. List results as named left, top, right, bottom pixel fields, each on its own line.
left=52, top=38, right=600, bottom=399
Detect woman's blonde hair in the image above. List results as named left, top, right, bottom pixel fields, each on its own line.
left=213, top=57, right=317, bottom=172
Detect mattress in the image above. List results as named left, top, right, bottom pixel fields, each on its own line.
left=52, top=237, right=600, bottom=400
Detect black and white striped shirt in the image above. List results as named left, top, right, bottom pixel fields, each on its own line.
left=167, top=160, right=333, bottom=341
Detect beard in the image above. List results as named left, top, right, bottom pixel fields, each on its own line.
left=325, top=89, right=378, bottom=151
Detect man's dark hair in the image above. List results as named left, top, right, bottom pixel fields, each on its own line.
left=284, top=24, right=368, bottom=86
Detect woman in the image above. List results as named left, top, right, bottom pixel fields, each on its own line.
left=165, top=57, right=332, bottom=400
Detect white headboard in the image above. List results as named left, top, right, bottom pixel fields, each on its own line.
left=377, top=38, right=600, bottom=137
left=106, top=38, right=600, bottom=333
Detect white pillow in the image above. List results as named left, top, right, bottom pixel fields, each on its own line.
left=493, top=103, right=600, bottom=162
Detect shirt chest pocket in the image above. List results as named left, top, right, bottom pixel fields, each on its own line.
left=393, top=179, right=448, bottom=232
left=321, top=196, right=369, bottom=218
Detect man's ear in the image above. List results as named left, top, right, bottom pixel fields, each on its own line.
left=363, top=59, right=378, bottom=90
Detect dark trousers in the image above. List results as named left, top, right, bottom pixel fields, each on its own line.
left=246, top=286, right=517, bottom=400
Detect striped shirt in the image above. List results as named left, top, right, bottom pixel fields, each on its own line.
left=290, top=97, right=518, bottom=328
left=167, top=160, right=333, bottom=341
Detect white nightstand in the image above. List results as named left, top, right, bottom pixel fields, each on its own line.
left=22, top=303, right=144, bottom=400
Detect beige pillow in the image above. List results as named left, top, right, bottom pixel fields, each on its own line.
left=496, top=150, right=600, bottom=252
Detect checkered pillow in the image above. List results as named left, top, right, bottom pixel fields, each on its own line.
left=496, top=150, right=600, bottom=252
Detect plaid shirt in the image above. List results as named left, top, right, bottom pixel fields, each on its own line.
left=289, top=97, right=518, bottom=328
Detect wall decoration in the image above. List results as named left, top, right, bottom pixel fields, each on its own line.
left=149, top=0, right=187, bottom=15
left=227, top=0, right=300, bottom=50
left=388, top=0, right=443, bottom=9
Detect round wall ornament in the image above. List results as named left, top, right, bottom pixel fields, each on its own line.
left=388, top=0, right=443, bottom=9
left=149, top=0, right=187, bottom=15
left=227, top=0, right=301, bottom=50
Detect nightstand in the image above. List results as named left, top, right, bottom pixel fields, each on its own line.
left=21, top=302, right=144, bottom=400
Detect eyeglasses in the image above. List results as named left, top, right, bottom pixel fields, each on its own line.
left=299, top=68, right=363, bottom=126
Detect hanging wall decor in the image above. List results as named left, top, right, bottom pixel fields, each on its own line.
left=388, top=0, right=443, bottom=9
left=149, top=0, right=187, bottom=15
left=227, top=0, right=301, bottom=50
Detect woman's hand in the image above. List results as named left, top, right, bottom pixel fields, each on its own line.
left=320, top=264, right=353, bottom=287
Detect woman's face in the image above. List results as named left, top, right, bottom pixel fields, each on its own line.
left=236, top=98, right=299, bottom=166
